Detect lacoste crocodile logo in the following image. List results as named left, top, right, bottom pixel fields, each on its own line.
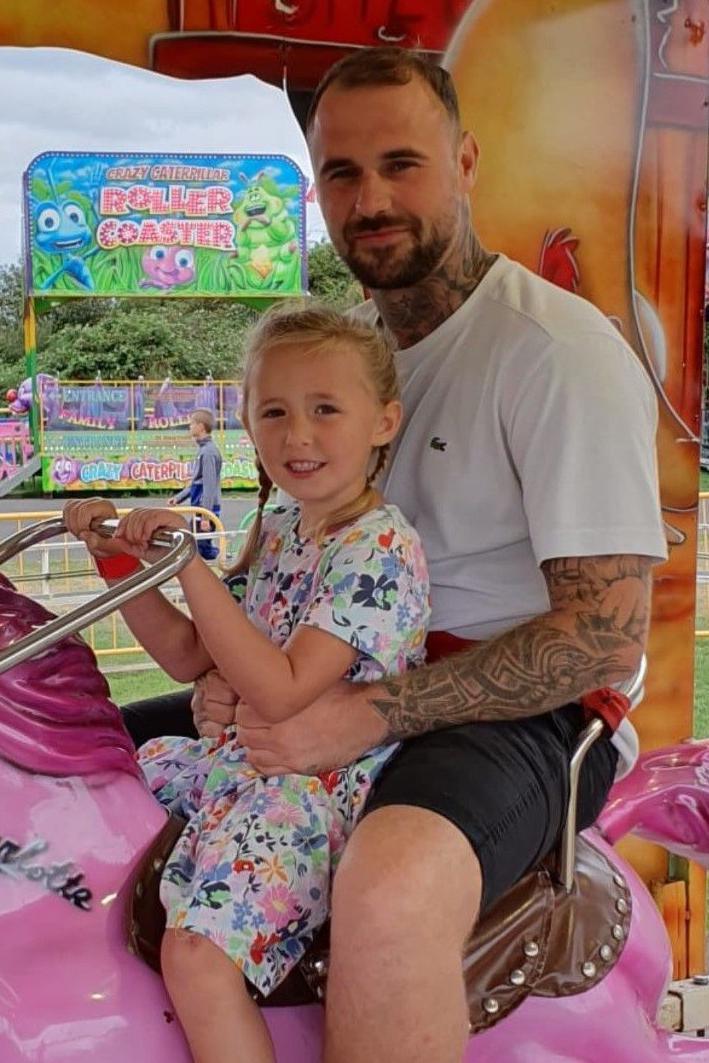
left=429, top=437, right=447, bottom=452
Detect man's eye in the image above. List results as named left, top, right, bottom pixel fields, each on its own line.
left=327, top=169, right=357, bottom=182
left=387, top=160, right=416, bottom=174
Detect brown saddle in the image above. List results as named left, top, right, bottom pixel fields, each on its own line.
left=127, top=814, right=631, bottom=1031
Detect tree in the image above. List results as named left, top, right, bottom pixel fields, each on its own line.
left=0, top=241, right=362, bottom=392
left=307, top=240, right=363, bottom=308
left=0, top=262, right=23, bottom=329
left=38, top=300, right=259, bottom=381
left=0, top=263, right=25, bottom=394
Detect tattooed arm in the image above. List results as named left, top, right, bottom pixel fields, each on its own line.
left=235, top=553, right=653, bottom=775
left=370, top=553, right=652, bottom=739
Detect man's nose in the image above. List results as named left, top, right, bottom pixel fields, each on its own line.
left=354, top=173, right=392, bottom=218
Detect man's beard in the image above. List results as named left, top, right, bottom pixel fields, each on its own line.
left=340, top=214, right=451, bottom=290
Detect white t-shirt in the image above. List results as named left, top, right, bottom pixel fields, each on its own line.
left=355, top=254, right=668, bottom=774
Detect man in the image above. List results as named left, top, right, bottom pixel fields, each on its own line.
left=169, top=407, right=222, bottom=561
left=124, top=48, right=666, bottom=1062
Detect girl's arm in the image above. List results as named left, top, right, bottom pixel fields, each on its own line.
left=107, top=582, right=214, bottom=683
left=63, top=498, right=214, bottom=682
left=179, top=559, right=356, bottom=721
left=118, top=508, right=357, bottom=721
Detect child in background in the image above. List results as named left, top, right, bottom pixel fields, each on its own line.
left=64, top=303, right=430, bottom=1063
left=169, top=407, right=222, bottom=561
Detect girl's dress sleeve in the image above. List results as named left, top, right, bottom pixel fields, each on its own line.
left=298, top=515, right=430, bottom=679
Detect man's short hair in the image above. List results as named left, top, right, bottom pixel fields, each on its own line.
left=190, top=408, right=214, bottom=433
left=306, top=46, right=461, bottom=135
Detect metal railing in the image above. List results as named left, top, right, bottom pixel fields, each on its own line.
left=0, top=506, right=227, bottom=662
left=0, top=517, right=195, bottom=674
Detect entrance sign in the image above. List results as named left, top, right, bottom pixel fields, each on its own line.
left=37, top=378, right=258, bottom=493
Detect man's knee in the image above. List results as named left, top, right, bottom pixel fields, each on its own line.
left=332, top=805, right=482, bottom=951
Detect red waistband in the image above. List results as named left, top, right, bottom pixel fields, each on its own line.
left=425, top=630, right=478, bottom=663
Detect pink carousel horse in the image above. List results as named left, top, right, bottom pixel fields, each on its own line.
left=0, top=568, right=321, bottom=1062
left=1, top=521, right=709, bottom=1061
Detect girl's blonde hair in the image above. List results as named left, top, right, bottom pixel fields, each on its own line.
left=230, top=300, right=399, bottom=575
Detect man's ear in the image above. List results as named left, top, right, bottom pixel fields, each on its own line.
left=373, top=399, right=403, bottom=446
left=460, top=131, right=480, bottom=191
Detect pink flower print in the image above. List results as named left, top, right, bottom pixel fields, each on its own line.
left=264, top=801, right=305, bottom=827
left=209, top=928, right=230, bottom=952
left=198, top=849, right=221, bottom=876
left=371, top=631, right=392, bottom=655
left=261, top=884, right=300, bottom=928
left=328, top=819, right=346, bottom=852
left=146, top=773, right=170, bottom=792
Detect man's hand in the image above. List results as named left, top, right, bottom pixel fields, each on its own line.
left=192, top=669, right=238, bottom=738
left=235, top=681, right=390, bottom=775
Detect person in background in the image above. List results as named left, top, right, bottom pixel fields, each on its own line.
left=169, top=407, right=222, bottom=561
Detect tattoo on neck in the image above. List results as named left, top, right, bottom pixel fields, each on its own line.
left=376, top=222, right=497, bottom=349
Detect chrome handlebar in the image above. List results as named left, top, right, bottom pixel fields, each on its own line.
left=0, top=517, right=195, bottom=675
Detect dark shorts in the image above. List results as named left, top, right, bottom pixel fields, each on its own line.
left=122, top=690, right=196, bottom=749
left=365, top=702, right=618, bottom=912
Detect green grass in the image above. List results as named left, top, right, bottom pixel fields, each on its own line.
left=696, top=642, right=709, bottom=739
left=107, top=667, right=187, bottom=708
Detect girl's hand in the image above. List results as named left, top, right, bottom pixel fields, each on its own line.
left=192, top=668, right=238, bottom=737
left=114, top=508, right=190, bottom=563
left=64, top=497, right=122, bottom=559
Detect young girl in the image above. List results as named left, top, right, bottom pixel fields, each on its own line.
left=64, top=304, right=430, bottom=1063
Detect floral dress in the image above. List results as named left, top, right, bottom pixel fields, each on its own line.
left=138, top=503, right=430, bottom=996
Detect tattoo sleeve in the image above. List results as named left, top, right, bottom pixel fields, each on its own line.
left=370, top=554, right=653, bottom=740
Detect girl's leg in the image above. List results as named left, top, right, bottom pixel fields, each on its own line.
left=161, top=929, right=275, bottom=1063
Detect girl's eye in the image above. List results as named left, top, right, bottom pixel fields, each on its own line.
left=315, top=404, right=339, bottom=415
left=261, top=408, right=284, bottom=418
